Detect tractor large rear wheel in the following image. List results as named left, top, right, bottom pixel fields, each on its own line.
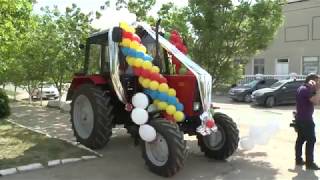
left=71, top=84, right=114, bottom=149
left=142, top=118, right=187, bottom=177
left=197, top=112, right=239, bottom=160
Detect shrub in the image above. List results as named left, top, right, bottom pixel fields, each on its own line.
left=0, top=89, right=10, bottom=119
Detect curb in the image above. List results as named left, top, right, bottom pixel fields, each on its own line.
left=0, top=155, right=98, bottom=177
left=6, top=120, right=103, bottom=158
left=1, top=121, right=102, bottom=177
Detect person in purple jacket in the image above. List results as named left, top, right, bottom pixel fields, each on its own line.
left=295, top=73, right=320, bottom=170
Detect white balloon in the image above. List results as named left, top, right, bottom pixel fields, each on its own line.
left=240, top=137, right=255, bottom=150
left=249, top=125, right=262, bottom=138
left=147, top=104, right=158, bottom=112
left=132, top=93, right=149, bottom=109
left=131, top=108, right=149, bottom=125
left=255, top=133, right=270, bottom=145
left=139, top=124, right=157, bottom=142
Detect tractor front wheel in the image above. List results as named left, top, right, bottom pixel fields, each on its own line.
left=197, top=112, right=239, bottom=160
left=142, top=118, right=187, bottom=177
left=71, top=84, right=114, bottom=149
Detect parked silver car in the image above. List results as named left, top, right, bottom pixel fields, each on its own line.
left=32, top=84, right=59, bottom=99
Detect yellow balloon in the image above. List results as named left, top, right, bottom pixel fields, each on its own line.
left=133, top=58, right=143, bottom=68
left=130, top=41, right=140, bottom=50
left=121, top=38, right=131, bottom=47
left=174, top=111, right=185, bottom=122
left=127, top=26, right=135, bottom=33
left=141, top=78, right=151, bottom=88
left=166, top=105, right=176, bottom=115
left=142, top=61, right=152, bottom=70
left=151, top=66, right=160, bottom=73
left=138, top=77, right=144, bottom=84
left=138, top=45, right=146, bottom=53
left=126, top=57, right=135, bottom=66
left=168, top=88, right=176, bottom=97
left=119, top=21, right=129, bottom=30
left=158, top=83, right=169, bottom=93
left=153, top=99, right=160, bottom=106
left=149, top=81, right=159, bottom=91
left=157, top=101, right=168, bottom=110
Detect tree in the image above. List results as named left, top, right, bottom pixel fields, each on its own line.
left=0, top=0, right=34, bottom=73
left=157, top=3, right=190, bottom=42
left=116, top=0, right=156, bottom=23
left=41, top=4, right=94, bottom=102
left=188, top=0, right=283, bottom=86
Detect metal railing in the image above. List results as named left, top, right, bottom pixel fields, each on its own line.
left=238, top=73, right=307, bottom=84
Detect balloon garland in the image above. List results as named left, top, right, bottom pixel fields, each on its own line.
left=165, top=30, right=192, bottom=75
left=118, top=22, right=185, bottom=126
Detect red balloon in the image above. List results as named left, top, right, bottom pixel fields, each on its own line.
left=149, top=72, right=158, bottom=81
left=132, top=34, right=141, bottom=43
left=205, top=119, right=215, bottom=128
left=159, top=75, right=167, bottom=83
left=163, top=113, right=175, bottom=122
left=140, top=69, right=151, bottom=78
left=181, top=45, right=188, bottom=54
left=134, top=68, right=141, bottom=76
left=123, top=31, right=133, bottom=40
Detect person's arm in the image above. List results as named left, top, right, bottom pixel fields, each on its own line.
left=308, top=80, right=320, bottom=105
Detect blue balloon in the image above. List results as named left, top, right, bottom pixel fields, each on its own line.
left=143, top=54, right=153, bottom=61
left=149, top=90, right=158, bottom=99
left=136, top=52, right=145, bottom=59
left=144, top=89, right=151, bottom=96
left=121, top=47, right=130, bottom=55
left=167, top=96, right=177, bottom=105
left=127, top=48, right=137, bottom=57
left=158, top=92, right=168, bottom=102
left=176, top=103, right=184, bottom=111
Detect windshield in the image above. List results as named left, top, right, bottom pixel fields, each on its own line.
left=270, top=80, right=286, bottom=89
left=243, top=80, right=259, bottom=88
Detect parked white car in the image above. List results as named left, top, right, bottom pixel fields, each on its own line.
left=32, top=84, right=59, bottom=99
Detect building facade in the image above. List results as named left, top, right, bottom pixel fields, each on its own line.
left=245, top=0, right=320, bottom=75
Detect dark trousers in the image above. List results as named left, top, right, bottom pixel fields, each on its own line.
left=295, top=120, right=316, bottom=164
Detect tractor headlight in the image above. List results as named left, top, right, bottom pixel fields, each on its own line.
left=193, top=102, right=201, bottom=111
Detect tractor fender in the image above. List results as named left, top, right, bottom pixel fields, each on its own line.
left=66, top=75, right=109, bottom=101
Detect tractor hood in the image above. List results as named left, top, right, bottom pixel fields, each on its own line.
left=138, top=22, right=213, bottom=115
left=108, top=23, right=213, bottom=116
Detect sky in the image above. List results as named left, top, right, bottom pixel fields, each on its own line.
left=33, top=0, right=188, bottom=29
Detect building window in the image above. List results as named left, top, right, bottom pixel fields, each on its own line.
left=303, top=56, right=319, bottom=75
left=253, top=58, right=264, bottom=74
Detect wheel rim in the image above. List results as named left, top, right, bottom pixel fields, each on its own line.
left=145, top=133, right=169, bottom=166
left=73, top=95, right=94, bottom=139
left=203, top=125, right=226, bottom=150
left=244, top=94, right=251, bottom=102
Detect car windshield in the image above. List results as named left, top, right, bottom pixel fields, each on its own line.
left=42, top=84, right=53, bottom=88
left=270, top=80, right=286, bottom=89
left=243, top=80, right=259, bottom=88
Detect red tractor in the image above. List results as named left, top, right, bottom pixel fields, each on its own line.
left=67, top=21, right=239, bottom=177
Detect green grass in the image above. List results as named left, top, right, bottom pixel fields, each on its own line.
left=0, top=120, right=93, bottom=169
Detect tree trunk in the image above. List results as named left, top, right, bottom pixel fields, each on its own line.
left=40, top=82, right=43, bottom=106
left=14, top=85, right=17, bottom=101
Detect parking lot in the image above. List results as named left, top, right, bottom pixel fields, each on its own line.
left=3, top=96, right=320, bottom=180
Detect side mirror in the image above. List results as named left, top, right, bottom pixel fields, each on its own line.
left=79, top=44, right=85, bottom=49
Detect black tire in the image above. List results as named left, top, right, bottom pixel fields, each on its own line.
left=197, top=112, right=239, bottom=160
left=265, top=96, right=275, bottom=108
left=142, top=118, right=187, bottom=177
left=71, top=84, right=114, bottom=149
